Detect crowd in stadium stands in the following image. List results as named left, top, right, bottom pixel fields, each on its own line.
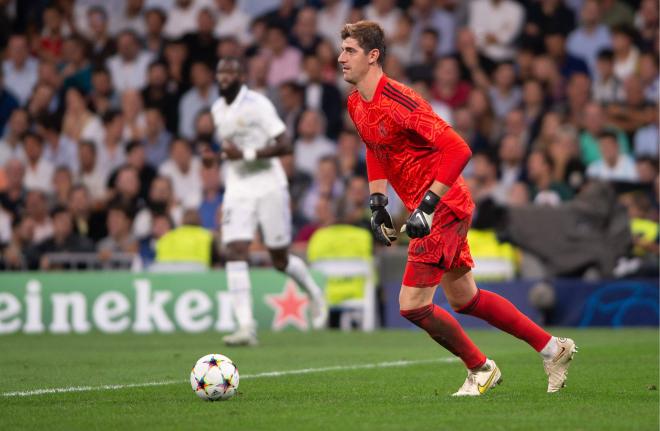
left=0, top=0, right=657, bottom=274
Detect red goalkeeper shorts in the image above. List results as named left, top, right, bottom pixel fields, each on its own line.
left=402, top=203, right=474, bottom=288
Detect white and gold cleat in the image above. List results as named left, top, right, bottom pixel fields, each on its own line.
left=222, top=326, right=258, bottom=347
left=544, top=337, right=578, bottom=393
left=452, top=358, right=502, bottom=396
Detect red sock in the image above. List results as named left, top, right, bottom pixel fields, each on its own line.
left=457, top=289, right=552, bottom=352
left=401, top=304, right=486, bottom=369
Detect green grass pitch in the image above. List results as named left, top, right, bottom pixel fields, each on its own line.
left=0, top=328, right=658, bottom=431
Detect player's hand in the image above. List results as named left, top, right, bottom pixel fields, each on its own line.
left=401, top=190, right=440, bottom=239
left=369, top=193, right=397, bottom=246
left=221, top=140, right=243, bottom=160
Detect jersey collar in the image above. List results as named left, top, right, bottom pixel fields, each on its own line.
left=360, top=73, right=388, bottom=105
left=223, top=84, right=248, bottom=108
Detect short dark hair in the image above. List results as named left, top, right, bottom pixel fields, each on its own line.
left=598, top=130, right=618, bottom=142
left=597, top=48, right=614, bottom=61
left=341, top=20, right=386, bottom=66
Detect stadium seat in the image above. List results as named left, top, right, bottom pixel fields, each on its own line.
left=307, top=224, right=376, bottom=331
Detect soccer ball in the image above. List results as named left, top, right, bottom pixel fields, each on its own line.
left=190, top=354, right=240, bottom=401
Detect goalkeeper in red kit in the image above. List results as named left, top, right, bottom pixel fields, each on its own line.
left=339, top=21, right=577, bottom=396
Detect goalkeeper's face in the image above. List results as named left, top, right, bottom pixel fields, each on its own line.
left=338, top=37, right=371, bottom=85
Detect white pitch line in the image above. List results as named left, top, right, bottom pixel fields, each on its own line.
left=2, top=357, right=458, bottom=398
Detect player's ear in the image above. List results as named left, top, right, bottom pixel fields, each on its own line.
left=365, top=48, right=376, bottom=65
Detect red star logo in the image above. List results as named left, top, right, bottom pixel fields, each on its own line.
left=265, top=281, right=309, bottom=330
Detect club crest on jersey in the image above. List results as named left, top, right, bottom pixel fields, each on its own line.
left=378, top=121, right=388, bottom=137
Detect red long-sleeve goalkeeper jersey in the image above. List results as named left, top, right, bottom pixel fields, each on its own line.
left=347, top=74, right=474, bottom=219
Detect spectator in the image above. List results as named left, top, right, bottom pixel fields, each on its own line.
left=388, top=13, right=415, bottom=65
left=520, top=79, right=548, bottom=145
left=60, top=35, right=93, bottom=95
left=264, top=24, right=302, bottom=88
left=409, top=0, right=455, bottom=57
left=294, top=195, right=337, bottom=244
left=26, top=82, right=57, bottom=121
left=635, top=0, right=658, bottom=49
left=36, top=114, right=77, bottom=177
left=364, top=0, right=401, bottom=38
left=638, top=52, right=659, bottom=104
left=544, top=30, right=590, bottom=79
left=198, top=158, right=223, bottom=230
left=468, top=0, right=524, bottom=62
left=114, top=0, right=146, bottom=37
left=138, top=211, right=173, bottom=267
left=337, top=175, right=370, bottom=229
left=120, top=89, right=147, bottom=141
left=22, top=132, right=54, bottom=193
left=141, top=61, right=181, bottom=134
left=498, top=134, right=526, bottom=198
left=178, top=61, right=218, bottom=140
left=61, top=87, right=105, bottom=148
left=76, top=141, right=107, bottom=204
left=36, top=5, right=67, bottom=63
left=0, top=72, right=20, bottom=137
left=566, top=0, right=612, bottom=77
left=453, top=106, right=489, bottom=154
left=586, top=131, right=639, bottom=182
left=606, top=76, right=658, bottom=136
left=600, top=0, right=635, bottom=28
left=52, top=166, right=73, bottom=208
left=0, top=108, right=28, bottom=165
left=97, top=204, right=138, bottom=257
left=261, top=0, right=299, bottom=30
left=563, top=72, right=592, bottom=128
left=86, top=7, right=117, bottom=68
left=109, top=141, right=156, bottom=201
left=143, top=8, right=167, bottom=57
left=37, top=206, right=94, bottom=270
left=300, top=155, right=344, bottom=222
left=2, top=34, right=38, bottom=106
left=489, top=61, right=522, bottom=119
left=159, top=138, right=202, bottom=209
left=291, top=6, right=322, bottom=57
left=465, top=151, right=503, bottom=204
left=592, top=49, right=625, bottom=104
left=106, top=30, right=154, bottom=92
left=2, top=216, right=35, bottom=270
left=336, top=129, right=366, bottom=181
left=405, top=28, right=439, bottom=83
left=108, top=165, right=142, bottom=218
left=133, top=175, right=184, bottom=239
left=164, top=0, right=206, bottom=40
left=524, top=0, right=575, bottom=47
left=467, top=87, right=498, bottom=144
left=611, top=24, right=640, bottom=81
left=163, top=38, right=190, bottom=94
left=293, top=110, right=336, bottom=178
left=317, top=0, right=351, bottom=51
left=0, top=159, right=26, bottom=219
left=24, top=189, right=54, bottom=243
left=142, top=108, right=172, bottom=168
left=302, top=55, right=343, bottom=140
left=526, top=150, right=573, bottom=206
left=88, top=67, right=120, bottom=116
left=278, top=81, right=305, bottom=141
left=431, top=56, right=471, bottom=109
left=214, top=0, right=251, bottom=45
left=548, top=125, right=586, bottom=192
left=98, top=110, right=126, bottom=174
left=68, top=184, right=107, bottom=243
left=579, top=102, right=631, bottom=164
left=183, top=7, right=218, bottom=68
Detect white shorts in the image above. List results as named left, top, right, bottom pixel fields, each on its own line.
left=221, top=186, right=291, bottom=249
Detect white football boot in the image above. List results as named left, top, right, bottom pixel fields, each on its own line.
left=222, top=325, right=258, bottom=347
left=544, top=337, right=578, bottom=393
left=452, top=358, right=502, bottom=396
left=310, top=296, right=328, bottom=330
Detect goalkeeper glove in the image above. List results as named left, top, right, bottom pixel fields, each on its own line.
left=401, top=190, right=440, bottom=239
left=369, top=193, right=397, bottom=246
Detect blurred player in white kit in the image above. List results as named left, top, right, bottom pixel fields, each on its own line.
left=211, top=57, right=327, bottom=346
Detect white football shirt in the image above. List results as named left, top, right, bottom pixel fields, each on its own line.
left=211, top=85, right=288, bottom=194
